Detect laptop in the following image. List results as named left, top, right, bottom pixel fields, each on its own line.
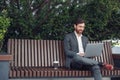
left=84, top=43, right=103, bottom=57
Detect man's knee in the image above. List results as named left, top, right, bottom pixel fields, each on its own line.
left=92, top=65, right=101, bottom=71
left=73, top=55, right=82, bottom=62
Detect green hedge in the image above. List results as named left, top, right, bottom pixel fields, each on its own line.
left=2, top=0, right=120, bottom=41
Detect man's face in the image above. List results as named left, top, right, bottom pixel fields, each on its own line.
left=74, top=23, right=85, bottom=34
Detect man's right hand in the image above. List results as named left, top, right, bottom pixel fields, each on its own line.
left=77, top=53, right=85, bottom=57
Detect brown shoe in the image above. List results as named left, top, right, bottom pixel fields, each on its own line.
left=103, top=63, right=114, bottom=70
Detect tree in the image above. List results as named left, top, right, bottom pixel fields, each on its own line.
left=2, top=0, right=120, bottom=41
left=80, top=0, right=120, bottom=41
left=0, top=9, right=11, bottom=52
left=6, top=0, right=91, bottom=40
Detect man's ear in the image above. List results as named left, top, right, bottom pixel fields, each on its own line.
left=74, top=24, right=76, bottom=29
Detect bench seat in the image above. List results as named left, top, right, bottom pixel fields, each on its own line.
left=9, top=67, right=120, bottom=78
left=8, top=39, right=120, bottom=78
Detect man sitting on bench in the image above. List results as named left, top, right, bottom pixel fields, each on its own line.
left=64, top=18, right=113, bottom=80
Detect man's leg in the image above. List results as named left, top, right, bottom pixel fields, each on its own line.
left=72, top=55, right=102, bottom=80
left=73, top=55, right=98, bottom=66
left=91, top=64, right=102, bottom=80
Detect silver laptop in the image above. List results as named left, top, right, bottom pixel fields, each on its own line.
left=84, top=43, right=103, bottom=57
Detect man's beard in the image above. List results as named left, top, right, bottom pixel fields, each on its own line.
left=76, top=30, right=83, bottom=34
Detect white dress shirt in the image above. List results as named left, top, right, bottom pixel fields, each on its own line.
left=74, top=31, right=84, bottom=54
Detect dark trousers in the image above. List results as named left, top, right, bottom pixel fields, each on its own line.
left=70, top=55, right=102, bottom=80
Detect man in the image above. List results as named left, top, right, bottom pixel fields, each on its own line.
left=63, top=18, right=113, bottom=80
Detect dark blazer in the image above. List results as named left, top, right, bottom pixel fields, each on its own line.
left=64, top=32, right=89, bottom=68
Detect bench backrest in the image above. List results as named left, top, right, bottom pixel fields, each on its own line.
left=7, top=39, right=114, bottom=68
left=8, top=39, right=65, bottom=67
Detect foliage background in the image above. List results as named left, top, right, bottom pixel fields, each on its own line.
left=0, top=9, right=11, bottom=52
left=0, top=0, right=120, bottom=51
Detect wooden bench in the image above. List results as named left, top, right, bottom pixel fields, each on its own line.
left=0, top=55, right=12, bottom=80
left=7, top=39, right=120, bottom=79
left=112, top=54, right=120, bottom=68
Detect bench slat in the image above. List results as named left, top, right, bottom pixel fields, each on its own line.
left=24, top=39, right=28, bottom=67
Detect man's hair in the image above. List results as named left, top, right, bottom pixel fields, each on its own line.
left=74, top=18, right=85, bottom=25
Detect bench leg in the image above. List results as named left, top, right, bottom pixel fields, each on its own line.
left=0, top=61, right=9, bottom=80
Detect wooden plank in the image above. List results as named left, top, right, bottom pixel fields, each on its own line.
left=50, top=40, right=54, bottom=66
left=14, top=39, right=18, bottom=67
left=46, top=40, right=51, bottom=66
left=8, top=39, right=14, bottom=66
left=34, top=40, right=38, bottom=67
left=59, top=41, right=65, bottom=67
left=28, top=40, right=31, bottom=67
left=44, top=40, right=47, bottom=67
left=56, top=40, right=59, bottom=66
left=31, top=40, right=35, bottom=66
left=53, top=40, right=56, bottom=61
left=21, top=39, right=25, bottom=67
left=37, top=40, right=41, bottom=66
left=0, top=55, right=12, bottom=61
left=40, top=40, right=43, bottom=67
left=24, top=39, right=28, bottom=67
left=18, top=39, right=22, bottom=67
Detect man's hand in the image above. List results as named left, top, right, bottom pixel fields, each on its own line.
left=77, top=53, right=85, bottom=56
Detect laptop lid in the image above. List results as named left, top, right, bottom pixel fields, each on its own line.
left=84, top=43, right=103, bottom=57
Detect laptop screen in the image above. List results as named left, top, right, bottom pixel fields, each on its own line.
left=84, top=43, right=103, bottom=57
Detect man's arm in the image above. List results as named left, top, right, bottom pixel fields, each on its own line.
left=64, top=34, right=77, bottom=58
